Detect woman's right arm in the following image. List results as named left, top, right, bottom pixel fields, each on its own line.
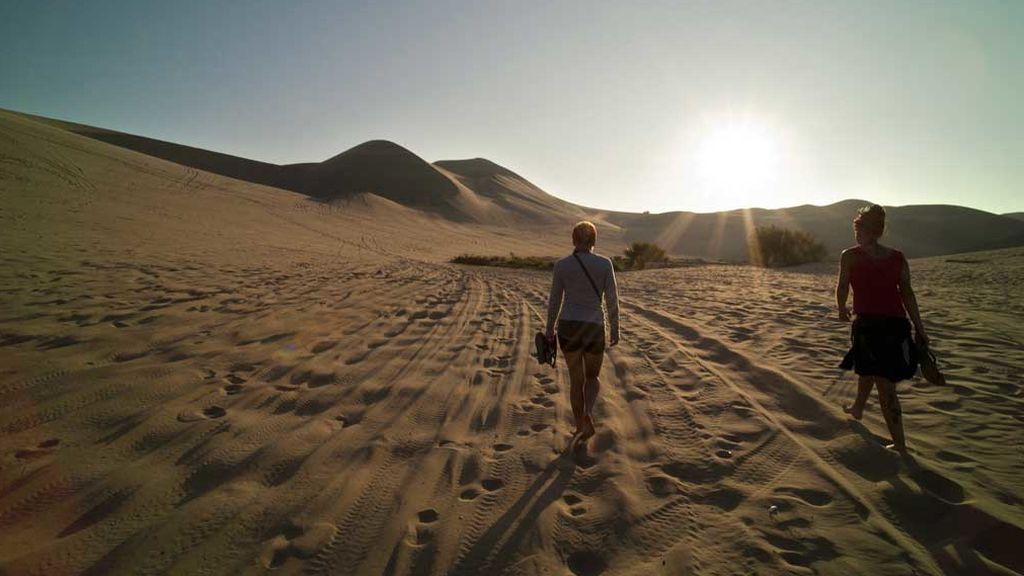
left=898, top=257, right=928, bottom=346
left=605, top=262, right=620, bottom=346
left=546, top=264, right=564, bottom=340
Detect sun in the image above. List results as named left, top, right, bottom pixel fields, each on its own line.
left=695, top=118, right=782, bottom=203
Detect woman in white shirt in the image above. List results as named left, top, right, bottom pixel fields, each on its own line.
left=545, top=221, right=620, bottom=445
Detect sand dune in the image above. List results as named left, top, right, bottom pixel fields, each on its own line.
left=12, top=107, right=1022, bottom=263
left=8, top=110, right=591, bottom=227
left=433, top=159, right=596, bottom=226
left=1, top=109, right=1023, bottom=575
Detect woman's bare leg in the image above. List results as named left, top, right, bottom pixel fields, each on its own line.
left=845, top=376, right=874, bottom=420
left=564, top=349, right=587, bottom=435
left=875, top=378, right=907, bottom=452
left=580, top=350, right=604, bottom=439
left=583, top=351, right=604, bottom=415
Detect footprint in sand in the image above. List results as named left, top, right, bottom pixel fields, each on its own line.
left=481, top=478, right=504, bottom=492
left=344, top=350, right=370, bottom=365
left=645, top=475, right=681, bottom=497
left=203, top=406, right=227, bottom=418
left=311, top=340, right=337, bottom=354
left=222, top=384, right=244, bottom=395
left=493, top=443, right=514, bottom=453
left=417, top=509, right=439, bottom=523
left=177, top=406, right=227, bottom=422
left=459, top=488, right=481, bottom=501
left=15, top=438, right=61, bottom=460
left=566, top=551, right=608, bottom=576
left=934, top=450, right=973, bottom=464
left=773, top=486, right=834, bottom=507
left=623, top=388, right=648, bottom=402
left=261, top=522, right=336, bottom=569
left=692, top=485, right=741, bottom=508
left=927, top=399, right=961, bottom=412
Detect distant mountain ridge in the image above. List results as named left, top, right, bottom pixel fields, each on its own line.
left=8, top=108, right=1024, bottom=261
left=606, top=200, right=1024, bottom=261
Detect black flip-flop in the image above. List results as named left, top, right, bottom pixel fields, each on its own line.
left=535, top=331, right=556, bottom=367
left=918, top=345, right=946, bottom=386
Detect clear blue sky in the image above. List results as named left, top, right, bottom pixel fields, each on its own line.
left=2, top=1, right=1021, bottom=214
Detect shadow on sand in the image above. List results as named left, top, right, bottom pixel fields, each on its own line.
left=450, top=445, right=580, bottom=575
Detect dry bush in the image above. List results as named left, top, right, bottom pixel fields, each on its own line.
left=623, top=242, right=668, bottom=270
left=750, top=225, right=827, bottom=267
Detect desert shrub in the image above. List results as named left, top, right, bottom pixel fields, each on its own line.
left=451, top=254, right=554, bottom=270
left=623, top=241, right=668, bottom=270
left=750, top=225, right=827, bottom=267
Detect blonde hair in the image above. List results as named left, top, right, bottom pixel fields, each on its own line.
left=572, top=221, right=597, bottom=249
left=854, top=204, right=886, bottom=236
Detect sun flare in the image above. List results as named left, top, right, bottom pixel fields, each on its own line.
left=695, top=119, right=782, bottom=201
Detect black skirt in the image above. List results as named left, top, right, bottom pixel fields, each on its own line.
left=557, top=320, right=605, bottom=354
left=839, top=315, right=918, bottom=382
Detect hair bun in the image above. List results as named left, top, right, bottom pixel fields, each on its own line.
left=855, top=204, right=886, bottom=234
left=859, top=204, right=884, bottom=216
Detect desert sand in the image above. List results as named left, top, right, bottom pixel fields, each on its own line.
left=1, top=110, right=1023, bottom=576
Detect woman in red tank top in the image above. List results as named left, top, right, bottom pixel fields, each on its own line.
left=835, top=205, right=930, bottom=454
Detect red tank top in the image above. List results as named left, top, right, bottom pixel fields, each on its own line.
left=849, top=245, right=906, bottom=317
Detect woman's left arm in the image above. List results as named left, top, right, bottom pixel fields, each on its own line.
left=898, top=257, right=928, bottom=346
left=545, top=265, right=564, bottom=340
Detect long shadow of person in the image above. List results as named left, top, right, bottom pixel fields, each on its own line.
left=451, top=446, right=578, bottom=575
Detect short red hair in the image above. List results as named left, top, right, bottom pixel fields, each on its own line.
left=572, top=221, right=597, bottom=248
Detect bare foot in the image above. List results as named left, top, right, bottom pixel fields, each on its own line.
left=843, top=405, right=863, bottom=420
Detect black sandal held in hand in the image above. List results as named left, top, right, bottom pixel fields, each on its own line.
left=535, top=332, right=556, bottom=367
left=917, top=342, right=946, bottom=386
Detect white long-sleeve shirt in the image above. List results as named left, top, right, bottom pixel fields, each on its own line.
left=546, top=250, right=619, bottom=339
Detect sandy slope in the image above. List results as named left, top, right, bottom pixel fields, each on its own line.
left=2, top=111, right=1023, bottom=576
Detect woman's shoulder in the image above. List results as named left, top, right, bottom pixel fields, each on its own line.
left=592, top=252, right=615, bottom=268
left=878, top=245, right=905, bottom=261
left=841, top=245, right=862, bottom=262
